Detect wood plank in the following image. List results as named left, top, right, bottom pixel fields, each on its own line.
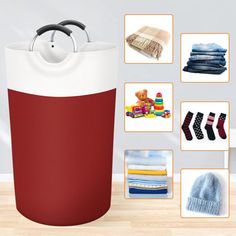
left=0, top=182, right=235, bottom=236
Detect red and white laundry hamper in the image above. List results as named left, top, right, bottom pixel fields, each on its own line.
left=5, top=23, right=117, bottom=226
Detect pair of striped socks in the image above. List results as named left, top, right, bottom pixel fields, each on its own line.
left=182, top=111, right=227, bottom=141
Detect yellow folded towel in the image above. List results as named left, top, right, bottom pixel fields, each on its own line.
left=127, top=169, right=167, bottom=175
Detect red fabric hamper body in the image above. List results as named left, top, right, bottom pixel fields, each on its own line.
left=8, top=89, right=116, bottom=225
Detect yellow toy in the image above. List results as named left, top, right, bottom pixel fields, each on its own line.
left=145, top=114, right=156, bottom=118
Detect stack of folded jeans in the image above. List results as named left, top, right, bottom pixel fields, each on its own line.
left=183, top=43, right=227, bottom=74
left=126, top=151, right=168, bottom=197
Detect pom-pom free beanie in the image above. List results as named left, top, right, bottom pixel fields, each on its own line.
left=186, top=172, right=221, bottom=215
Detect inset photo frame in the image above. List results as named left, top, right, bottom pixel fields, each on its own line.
left=180, top=33, right=230, bottom=83
left=124, top=150, right=173, bottom=199
left=124, top=14, right=174, bottom=64
left=181, top=169, right=229, bottom=218
left=124, top=82, right=173, bottom=132
left=180, top=101, right=230, bottom=151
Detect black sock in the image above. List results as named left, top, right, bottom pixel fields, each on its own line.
left=204, top=112, right=216, bottom=140
left=193, top=112, right=204, bottom=139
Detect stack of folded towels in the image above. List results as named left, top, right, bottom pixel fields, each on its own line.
left=126, top=152, right=168, bottom=196
left=183, top=43, right=227, bottom=74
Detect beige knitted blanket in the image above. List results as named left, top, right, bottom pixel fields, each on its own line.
left=126, top=26, right=170, bottom=59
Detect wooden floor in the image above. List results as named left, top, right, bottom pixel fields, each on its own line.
left=0, top=182, right=236, bottom=236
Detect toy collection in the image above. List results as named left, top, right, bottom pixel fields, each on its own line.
left=125, top=89, right=171, bottom=119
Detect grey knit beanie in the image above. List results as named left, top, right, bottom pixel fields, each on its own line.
left=186, top=172, right=221, bottom=215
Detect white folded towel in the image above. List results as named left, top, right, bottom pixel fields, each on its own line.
left=127, top=164, right=166, bottom=170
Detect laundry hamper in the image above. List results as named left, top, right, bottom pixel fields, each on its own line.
left=5, top=23, right=117, bottom=226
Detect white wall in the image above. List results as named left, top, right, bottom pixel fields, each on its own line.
left=0, top=0, right=235, bottom=174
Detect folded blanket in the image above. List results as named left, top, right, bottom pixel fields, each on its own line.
left=127, top=174, right=167, bottom=181
left=127, top=164, right=166, bottom=170
left=126, top=26, right=170, bottom=59
left=129, top=188, right=168, bottom=194
left=128, top=169, right=167, bottom=175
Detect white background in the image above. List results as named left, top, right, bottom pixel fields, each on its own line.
left=125, top=150, right=173, bottom=198
left=125, top=14, right=173, bottom=64
left=181, top=169, right=229, bottom=217
left=181, top=102, right=229, bottom=150
left=181, top=34, right=229, bottom=82
left=125, top=83, right=173, bottom=131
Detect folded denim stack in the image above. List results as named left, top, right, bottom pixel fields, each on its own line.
left=126, top=153, right=168, bottom=196
left=183, top=43, right=227, bottom=74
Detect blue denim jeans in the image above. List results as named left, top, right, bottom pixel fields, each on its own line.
left=183, top=43, right=227, bottom=74
left=189, top=55, right=225, bottom=61
left=192, top=43, right=227, bottom=52
left=190, top=51, right=226, bottom=56
left=183, top=66, right=226, bottom=74
left=187, top=60, right=226, bottom=67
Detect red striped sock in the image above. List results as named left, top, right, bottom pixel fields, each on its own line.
left=204, top=112, right=215, bottom=140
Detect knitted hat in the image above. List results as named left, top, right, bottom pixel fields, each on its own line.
left=186, top=172, right=221, bottom=215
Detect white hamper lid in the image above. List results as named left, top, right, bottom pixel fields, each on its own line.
left=5, top=26, right=117, bottom=97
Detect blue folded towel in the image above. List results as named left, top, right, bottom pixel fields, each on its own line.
left=125, top=150, right=170, bottom=166
left=129, top=188, right=168, bottom=194
left=127, top=174, right=167, bottom=181
left=128, top=179, right=167, bottom=186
